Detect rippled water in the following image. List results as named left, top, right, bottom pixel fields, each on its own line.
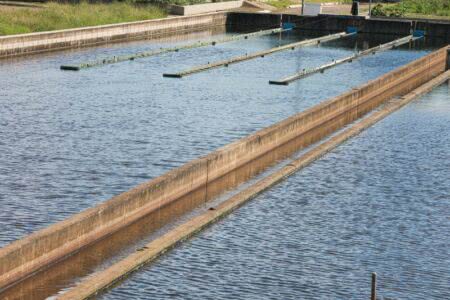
left=0, top=29, right=438, bottom=248
left=101, top=83, right=450, bottom=300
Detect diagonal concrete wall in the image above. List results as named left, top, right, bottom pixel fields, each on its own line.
left=0, top=45, right=448, bottom=292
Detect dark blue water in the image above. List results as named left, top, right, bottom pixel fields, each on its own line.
left=0, top=29, right=435, bottom=249
left=101, top=83, right=450, bottom=300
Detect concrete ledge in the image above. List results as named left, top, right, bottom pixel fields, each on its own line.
left=303, top=3, right=323, bottom=16
left=0, top=1, right=44, bottom=8
left=171, top=1, right=243, bottom=16
left=0, top=45, right=447, bottom=292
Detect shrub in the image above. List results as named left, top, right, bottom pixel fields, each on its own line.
left=372, top=0, right=450, bottom=18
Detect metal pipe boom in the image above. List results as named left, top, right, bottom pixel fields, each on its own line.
left=163, top=32, right=356, bottom=78
left=269, top=35, right=420, bottom=85
left=60, top=28, right=288, bottom=71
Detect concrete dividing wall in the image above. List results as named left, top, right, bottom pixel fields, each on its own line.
left=0, top=13, right=227, bottom=58
left=0, top=46, right=448, bottom=291
left=171, top=1, right=243, bottom=16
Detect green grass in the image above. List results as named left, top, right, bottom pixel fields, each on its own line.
left=0, top=1, right=167, bottom=35
left=372, top=0, right=450, bottom=18
left=307, top=0, right=352, bottom=3
left=402, top=0, right=450, bottom=17
left=266, top=0, right=352, bottom=10
left=266, top=0, right=296, bottom=9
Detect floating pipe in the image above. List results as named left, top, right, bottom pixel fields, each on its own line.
left=163, top=32, right=356, bottom=78
left=60, top=28, right=288, bottom=71
left=269, top=35, right=421, bottom=85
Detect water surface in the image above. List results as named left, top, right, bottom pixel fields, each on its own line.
left=102, top=83, right=450, bottom=300
left=0, top=29, right=438, bottom=247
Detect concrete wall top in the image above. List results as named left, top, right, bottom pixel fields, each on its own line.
left=0, top=12, right=228, bottom=58
left=371, top=16, right=450, bottom=25
left=303, top=3, right=323, bottom=16
left=0, top=12, right=226, bottom=46
left=171, top=1, right=243, bottom=16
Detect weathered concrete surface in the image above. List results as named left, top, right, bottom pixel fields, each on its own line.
left=0, top=45, right=447, bottom=292
left=171, top=1, right=244, bottom=16
left=303, top=3, right=323, bottom=16
left=0, top=12, right=227, bottom=58
left=58, top=67, right=450, bottom=300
